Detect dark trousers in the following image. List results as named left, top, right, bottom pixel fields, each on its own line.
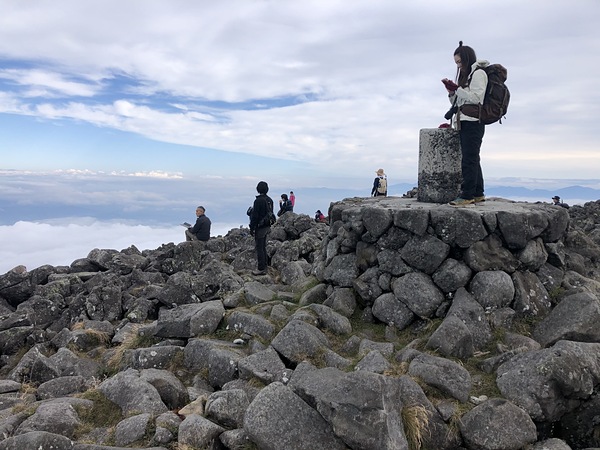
left=459, top=120, right=486, bottom=199
left=254, top=227, right=269, bottom=270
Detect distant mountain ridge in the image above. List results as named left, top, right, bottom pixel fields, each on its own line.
left=385, top=184, right=600, bottom=205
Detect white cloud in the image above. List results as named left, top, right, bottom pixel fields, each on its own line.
left=0, top=69, right=99, bottom=97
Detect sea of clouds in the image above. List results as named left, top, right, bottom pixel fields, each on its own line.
left=0, top=220, right=239, bottom=275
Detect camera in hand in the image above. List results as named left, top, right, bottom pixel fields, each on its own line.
left=444, top=106, right=458, bottom=120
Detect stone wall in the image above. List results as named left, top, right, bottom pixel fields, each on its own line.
left=315, top=197, right=570, bottom=328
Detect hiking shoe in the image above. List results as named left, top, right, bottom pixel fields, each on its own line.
left=449, top=197, right=474, bottom=206
left=473, top=196, right=486, bottom=203
left=252, top=269, right=267, bottom=276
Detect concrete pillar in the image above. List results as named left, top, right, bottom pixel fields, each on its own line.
left=417, top=128, right=461, bottom=203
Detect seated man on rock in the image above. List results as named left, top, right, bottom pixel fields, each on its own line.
left=185, top=206, right=211, bottom=241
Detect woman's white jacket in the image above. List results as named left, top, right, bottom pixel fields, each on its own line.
left=449, top=59, right=489, bottom=125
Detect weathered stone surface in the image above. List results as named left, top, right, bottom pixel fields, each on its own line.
left=270, top=320, right=330, bottom=365
left=0, top=431, right=74, bottom=450
left=496, top=340, right=600, bottom=422
left=323, top=253, right=359, bottom=287
left=392, top=272, right=444, bottom=319
left=114, top=413, right=151, bottom=447
left=289, top=368, right=408, bottom=450
left=408, top=352, right=471, bottom=402
left=417, top=128, right=461, bottom=203
left=243, top=281, right=276, bottom=305
left=393, top=208, right=429, bottom=236
left=15, top=399, right=91, bottom=438
left=37, top=376, right=88, bottom=400
left=99, top=368, right=168, bottom=416
left=464, top=234, right=520, bottom=273
left=497, top=210, right=549, bottom=249
left=355, top=350, right=391, bottom=374
left=244, top=382, right=347, bottom=450
left=430, top=208, right=488, bottom=248
left=400, top=234, right=449, bottom=274
left=139, top=368, right=189, bottom=410
left=226, top=310, right=275, bottom=341
left=178, top=414, right=225, bottom=449
left=372, top=292, right=415, bottom=331
left=352, top=267, right=383, bottom=305
left=304, top=303, right=352, bottom=335
left=362, top=206, right=393, bottom=238
left=511, top=271, right=551, bottom=317
left=205, top=389, right=250, bottom=429
left=238, top=347, right=286, bottom=384
left=459, top=398, right=537, bottom=450
left=470, top=270, right=515, bottom=310
left=324, top=287, right=357, bottom=317
left=208, top=347, right=244, bottom=389
left=518, top=238, right=548, bottom=271
left=154, top=300, right=224, bottom=338
left=533, top=291, right=600, bottom=347
left=128, top=346, right=184, bottom=370
left=432, top=258, right=472, bottom=293
left=298, top=282, right=328, bottom=306
left=530, top=439, right=572, bottom=450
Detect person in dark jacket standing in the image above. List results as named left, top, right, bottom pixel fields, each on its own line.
left=249, top=181, right=274, bottom=275
left=185, top=206, right=211, bottom=241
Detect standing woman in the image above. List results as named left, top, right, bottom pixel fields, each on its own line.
left=444, top=41, right=489, bottom=206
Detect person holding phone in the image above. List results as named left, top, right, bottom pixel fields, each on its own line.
left=443, top=41, right=489, bottom=206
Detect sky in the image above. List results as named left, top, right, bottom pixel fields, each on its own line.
left=1, top=0, right=599, bottom=274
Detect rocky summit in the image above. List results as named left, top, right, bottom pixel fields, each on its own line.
left=0, top=197, right=599, bottom=450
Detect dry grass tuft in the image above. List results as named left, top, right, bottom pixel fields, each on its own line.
left=402, top=404, right=431, bottom=450
left=383, top=361, right=410, bottom=378
left=107, top=324, right=142, bottom=370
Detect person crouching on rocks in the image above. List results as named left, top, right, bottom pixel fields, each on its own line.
left=185, top=206, right=211, bottom=241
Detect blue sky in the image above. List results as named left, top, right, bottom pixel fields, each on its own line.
left=1, top=0, right=599, bottom=273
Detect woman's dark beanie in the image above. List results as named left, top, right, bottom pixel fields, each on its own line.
left=256, top=181, right=269, bottom=194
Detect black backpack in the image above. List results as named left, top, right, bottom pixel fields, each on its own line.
left=461, top=64, right=510, bottom=125
left=258, top=197, right=276, bottom=227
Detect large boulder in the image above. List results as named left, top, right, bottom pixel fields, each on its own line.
left=244, top=382, right=347, bottom=450
left=532, top=291, right=600, bottom=347
left=496, top=340, right=600, bottom=422
left=459, top=398, right=537, bottom=450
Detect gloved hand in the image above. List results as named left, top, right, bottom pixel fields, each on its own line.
left=442, top=78, right=459, bottom=92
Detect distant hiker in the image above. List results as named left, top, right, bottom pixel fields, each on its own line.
left=371, top=168, right=388, bottom=197
left=445, top=41, right=489, bottom=206
left=185, top=206, right=211, bottom=241
left=552, top=195, right=570, bottom=209
left=289, top=191, right=296, bottom=207
left=249, top=181, right=275, bottom=275
left=315, top=210, right=327, bottom=223
left=278, top=193, right=294, bottom=217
